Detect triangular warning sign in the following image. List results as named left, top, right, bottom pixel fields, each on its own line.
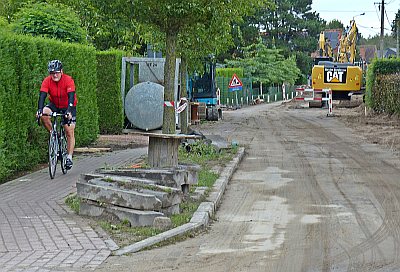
left=229, top=74, right=243, bottom=88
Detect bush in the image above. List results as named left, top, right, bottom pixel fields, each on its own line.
left=96, top=51, right=125, bottom=134
left=216, top=67, right=244, bottom=78
left=366, top=58, right=400, bottom=114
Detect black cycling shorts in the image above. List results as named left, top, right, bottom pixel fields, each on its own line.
left=45, top=103, right=76, bottom=125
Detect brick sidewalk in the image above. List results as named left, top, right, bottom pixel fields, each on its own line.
left=0, top=147, right=146, bottom=271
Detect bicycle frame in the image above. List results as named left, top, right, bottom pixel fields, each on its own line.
left=41, top=112, right=69, bottom=179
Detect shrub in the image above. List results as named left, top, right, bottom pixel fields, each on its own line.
left=365, top=58, right=400, bottom=114
left=96, top=51, right=125, bottom=134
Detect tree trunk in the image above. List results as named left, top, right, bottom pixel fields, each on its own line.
left=163, top=30, right=177, bottom=134
left=180, top=57, right=189, bottom=134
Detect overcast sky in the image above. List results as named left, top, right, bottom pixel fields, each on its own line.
left=311, top=0, right=399, bottom=38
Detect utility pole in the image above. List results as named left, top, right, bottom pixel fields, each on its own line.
left=380, top=0, right=385, bottom=58
left=397, top=20, right=399, bottom=58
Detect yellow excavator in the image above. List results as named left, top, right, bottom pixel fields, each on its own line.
left=312, top=20, right=363, bottom=100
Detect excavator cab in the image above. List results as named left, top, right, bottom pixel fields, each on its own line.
left=314, top=57, right=333, bottom=66
left=189, top=57, right=222, bottom=121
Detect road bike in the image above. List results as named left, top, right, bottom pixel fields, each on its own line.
left=38, top=112, right=69, bottom=179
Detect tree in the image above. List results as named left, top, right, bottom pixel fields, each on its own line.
left=11, top=2, right=87, bottom=43
left=392, top=9, right=400, bottom=38
left=0, top=0, right=26, bottom=23
left=359, top=34, right=396, bottom=49
left=231, top=0, right=324, bottom=83
left=326, top=19, right=344, bottom=30
left=226, top=38, right=300, bottom=87
left=326, top=19, right=344, bottom=29
left=59, top=0, right=144, bottom=53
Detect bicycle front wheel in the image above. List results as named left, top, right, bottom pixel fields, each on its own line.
left=48, top=130, right=58, bottom=179
left=60, top=129, right=68, bottom=174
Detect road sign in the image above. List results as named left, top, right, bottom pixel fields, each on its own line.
left=228, top=73, right=243, bottom=92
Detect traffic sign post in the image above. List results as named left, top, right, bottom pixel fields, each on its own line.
left=228, top=74, right=243, bottom=107
left=228, top=74, right=243, bottom=92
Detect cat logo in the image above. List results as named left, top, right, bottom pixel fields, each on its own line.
left=324, top=67, right=347, bottom=83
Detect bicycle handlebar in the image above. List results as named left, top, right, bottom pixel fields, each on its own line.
left=41, top=112, right=67, bottom=117
left=37, top=112, right=72, bottom=126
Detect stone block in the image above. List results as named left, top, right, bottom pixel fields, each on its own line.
left=153, top=216, right=172, bottom=230
left=80, top=201, right=164, bottom=227
left=99, top=164, right=200, bottom=189
left=76, top=179, right=162, bottom=211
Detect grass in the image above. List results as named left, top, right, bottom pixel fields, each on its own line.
left=65, top=194, right=80, bottom=213
left=98, top=220, right=164, bottom=247
left=65, top=140, right=237, bottom=248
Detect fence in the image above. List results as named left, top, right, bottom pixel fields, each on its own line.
left=216, top=78, right=302, bottom=107
left=294, top=88, right=334, bottom=116
left=216, top=77, right=253, bottom=106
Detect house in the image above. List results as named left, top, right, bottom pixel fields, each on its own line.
left=385, top=48, right=398, bottom=58
left=358, top=45, right=377, bottom=63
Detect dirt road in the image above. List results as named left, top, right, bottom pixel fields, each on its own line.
left=92, top=102, right=400, bottom=271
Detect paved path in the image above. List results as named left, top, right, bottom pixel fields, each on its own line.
left=0, top=147, right=146, bottom=271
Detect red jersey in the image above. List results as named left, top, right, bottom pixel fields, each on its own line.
left=40, top=74, right=77, bottom=108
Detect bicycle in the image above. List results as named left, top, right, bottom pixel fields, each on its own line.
left=37, top=112, right=70, bottom=179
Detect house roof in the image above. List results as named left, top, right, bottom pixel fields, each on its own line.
left=358, top=45, right=377, bottom=63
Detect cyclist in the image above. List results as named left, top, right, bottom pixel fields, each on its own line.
left=36, top=60, right=77, bottom=170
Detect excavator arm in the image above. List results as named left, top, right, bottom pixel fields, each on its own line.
left=337, top=20, right=358, bottom=63
left=319, top=31, right=333, bottom=58
left=312, top=20, right=363, bottom=100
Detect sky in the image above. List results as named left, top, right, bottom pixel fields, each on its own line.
left=311, top=0, right=399, bottom=38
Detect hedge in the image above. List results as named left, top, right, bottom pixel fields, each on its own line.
left=365, top=58, right=400, bottom=114
left=96, top=51, right=125, bottom=134
left=216, top=67, right=244, bottom=78
left=0, top=31, right=98, bottom=182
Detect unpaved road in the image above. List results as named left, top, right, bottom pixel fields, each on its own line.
left=92, top=102, right=400, bottom=271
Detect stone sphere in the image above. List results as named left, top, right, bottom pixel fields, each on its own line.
left=125, top=81, right=164, bottom=131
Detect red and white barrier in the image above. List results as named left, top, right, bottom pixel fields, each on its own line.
left=295, top=88, right=334, bottom=117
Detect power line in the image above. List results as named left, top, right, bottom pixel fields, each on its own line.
left=358, top=24, right=391, bottom=31
left=374, top=2, right=381, bottom=22
left=385, top=9, right=392, bottom=27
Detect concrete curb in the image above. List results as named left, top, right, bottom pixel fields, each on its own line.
left=114, top=147, right=245, bottom=255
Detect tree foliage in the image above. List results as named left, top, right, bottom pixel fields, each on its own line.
left=11, top=2, right=87, bottom=43
left=326, top=19, right=344, bottom=30
left=226, top=38, right=300, bottom=85
left=0, top=0, right=26, bottom=22
left=359, top=34, right=396, bottom=49
left=59, top=0, right=143, bottom=53
left=233, top=0, right=324, bottom=83
left=392, top=9, right=400, bottom=38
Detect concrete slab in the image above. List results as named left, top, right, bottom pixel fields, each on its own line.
left=77, top=179, right=162, bottom=211
left=80, top=201, right=164, bottom=227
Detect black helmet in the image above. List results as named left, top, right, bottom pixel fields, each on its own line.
left=47, top=60, right=63, bottom=73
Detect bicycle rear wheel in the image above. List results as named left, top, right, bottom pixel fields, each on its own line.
left=60, top=129, right=68, bottom=174
left=48, top=130, right=58, bottom=179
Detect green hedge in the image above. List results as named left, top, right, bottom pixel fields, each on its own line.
left=96, top=51, right=125, bottom=134
left=366, top=58, right=400, bottom=113
left=0, top=32, right=98, bottom=182
left=216, top=67, right=244, bottom=78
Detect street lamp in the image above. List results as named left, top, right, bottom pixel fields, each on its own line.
left=353, top=12, right=365, bottom=20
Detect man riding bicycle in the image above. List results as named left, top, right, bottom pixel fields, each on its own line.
left=36, top=60, right=77, bottom=170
